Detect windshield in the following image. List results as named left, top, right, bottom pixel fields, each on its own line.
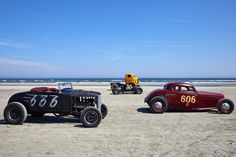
left=58, top=83, right=73, bottom=91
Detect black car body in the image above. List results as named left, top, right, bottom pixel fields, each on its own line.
left=4, top=83, right=108, bottom=127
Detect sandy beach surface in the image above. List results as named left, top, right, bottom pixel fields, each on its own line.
left=0, top=85, right=236, bottom=157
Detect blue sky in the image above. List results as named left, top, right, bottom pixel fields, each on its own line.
left=0, top=0, right=235, bottom=78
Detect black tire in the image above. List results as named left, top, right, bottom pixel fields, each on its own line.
left=31, top=113, right=45, bottom=117
left=81, top=107, right=102, bottom=127
left=217, top=98, right=234, bottom=114
left=101, top=103, right=108, bottom=119
left=4, top=102, right=27, bottom=124
left=111, top=83, right=119, bottom=90
left=135, top=87, right=143, bottom=94
left=112, top=88, right=120, bottom=95
left=150, top=96, right=168, bottom=113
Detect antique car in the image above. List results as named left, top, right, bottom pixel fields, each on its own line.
left=144, top=82, right=234, bottom=114
left=3, top=83, right=108, bottom=127
left=111, top=73, right=143, bottom=95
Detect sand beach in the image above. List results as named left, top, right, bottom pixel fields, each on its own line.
left=0, top=84, right=236, bottom=157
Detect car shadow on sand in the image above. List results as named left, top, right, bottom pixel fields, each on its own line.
left=0, top=115, right=83, bottom=125
left=26, top=115, right=81, bottom=123
left=0, top=119, right=7, bottom=124
left=137, top=107, right=219, bottom=114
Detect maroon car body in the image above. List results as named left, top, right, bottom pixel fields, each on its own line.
left=145, top=82, right=234, bottom=114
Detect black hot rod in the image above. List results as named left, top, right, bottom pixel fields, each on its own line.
left=3, top=83, right=108, bottom=127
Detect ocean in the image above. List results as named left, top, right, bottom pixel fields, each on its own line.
left=0, top=78, right=236, bottom=84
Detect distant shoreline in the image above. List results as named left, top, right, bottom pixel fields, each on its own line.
left=1, top=82, right=236, bottom=87
left=1, top=78, right=236, bottom=86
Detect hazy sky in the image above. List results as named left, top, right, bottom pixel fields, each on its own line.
left=0, top=0, right=235, bottom=78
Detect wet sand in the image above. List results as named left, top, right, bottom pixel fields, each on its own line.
left=0, top=85, right=236, bottom=157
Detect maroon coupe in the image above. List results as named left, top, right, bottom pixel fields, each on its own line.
left=144, top=82, right=234, bottom=114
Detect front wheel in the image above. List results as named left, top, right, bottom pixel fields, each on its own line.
left=112, top=89, right=120, bottom=95
left=81, top=107, right=102, bottom=127
left=101, top=103, right=108, bottom=119
left=4, top=102, right=27, bottom=124
left=217, top=98, right=234, bottom=114
left=150, top=96, right=168, bottom=113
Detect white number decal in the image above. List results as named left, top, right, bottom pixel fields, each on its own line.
left=180, top=95, right=196, bottom=107
left=28, top=95, right=59, bottom=108
left=30, top=95, right=37, bottom=107
left=49, top=95, right=59, bottom=108
left=39, top=95, right=48, bottom=107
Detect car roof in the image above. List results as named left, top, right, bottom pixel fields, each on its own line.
left=165, top=82, right=194, bottom=87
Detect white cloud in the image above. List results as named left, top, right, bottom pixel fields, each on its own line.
left=0, top=39, right=29, bottom=48
left=0, top=57, right=53, bottom=68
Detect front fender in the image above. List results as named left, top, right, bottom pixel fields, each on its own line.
left=7, top=92, right=33, bottom=112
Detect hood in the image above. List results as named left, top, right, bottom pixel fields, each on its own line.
left=71, top=89, right=101, bottom=96
left=197, top=91, right=224, bottom=97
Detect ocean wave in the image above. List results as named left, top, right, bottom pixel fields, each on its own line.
left=1, top=78, right=236, bottom=84
left=111, top=80, right=123, bottom=82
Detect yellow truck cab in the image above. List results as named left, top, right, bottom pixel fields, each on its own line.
left=110, top=73, right=143, bottom=95
left=125, top=73, right=140, bottom=86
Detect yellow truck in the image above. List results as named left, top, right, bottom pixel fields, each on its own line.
left=124, top=73, right=140, bottom=86
left=110, top=73, right=143, bottom=95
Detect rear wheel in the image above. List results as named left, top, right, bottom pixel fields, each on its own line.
left=217, top=98, right=234, bottom=114
left=112, top=88, right=120, bottom=95
left=111, top=83, right=119, bottom=90
left=4, top=102, right=27, bottom=124
left=101, top=103, right=108, bottom=119
left=150, top=96, right=168, bottom=113
left=135, top=87, right=143, bottom=94
left=81, top=107, right=102, bottom=127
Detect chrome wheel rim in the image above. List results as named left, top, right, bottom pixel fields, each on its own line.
left=154, top=102, right=163, bottom=110
left=222, top=103, right=230, bottom=111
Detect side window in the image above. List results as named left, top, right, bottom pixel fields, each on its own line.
left=127, top=75, right=131, bottom=78
left=187, top=87, right=195, bottom=91
left=180, top=86, right=188, bottom=91
left=173, top=86, right=180, bottom=91
left=180, top=86, right=195, bottom=92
